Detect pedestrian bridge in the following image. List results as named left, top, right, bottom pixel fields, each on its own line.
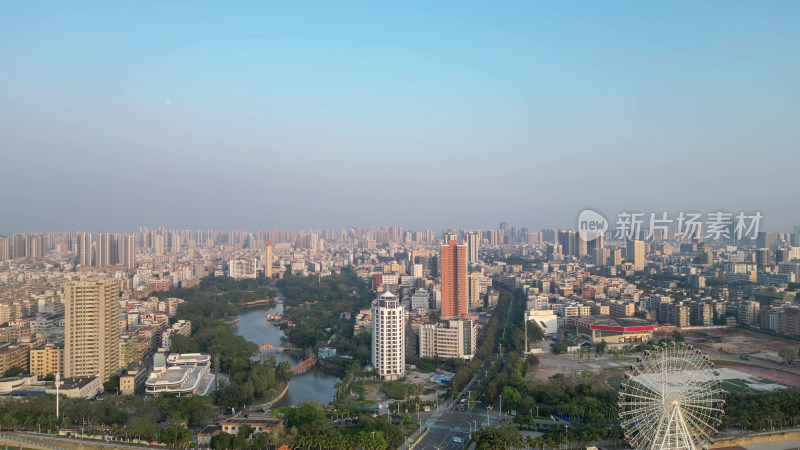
left=291, top=357, right=316, bottom=374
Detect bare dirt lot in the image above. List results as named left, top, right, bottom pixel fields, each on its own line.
left=682, top=328, right=799, bottom=355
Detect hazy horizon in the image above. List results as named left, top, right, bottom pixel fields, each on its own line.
left=2, top=1, right=799, bottom=234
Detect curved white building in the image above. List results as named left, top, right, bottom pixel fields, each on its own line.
left=145, top=353, right=213, bottom=396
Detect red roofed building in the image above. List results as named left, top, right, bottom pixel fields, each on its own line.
left=570, top=316, right=656, bottom=344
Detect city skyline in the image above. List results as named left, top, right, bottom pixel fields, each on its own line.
left=3, top=2, right=800, bottom=448
left=2, top=217, right=799, bottom=239
left=2, top=1, right=799, bottom=233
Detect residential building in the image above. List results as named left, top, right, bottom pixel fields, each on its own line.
left=371, top=292, right=405, bottom=380
left=29, top=344, right=63, bottom=377
left=76, top=232, right=92, bottom=266
left=419, top=319, right=477, bottom=360
left=440, top=240, right=468, bottom=318
left=228, top=258, right=257, bottom=279
left=64, top=279, right=121, bottom=382
left=410, top=289, right=430, bottom=310
left=160, top=320, right=192, bottom=351
left=626, top=240, right=645, bottom=270
left=466, top=232, right=480, bottom=264
left=738, top=300, right=761, bottom=326
left=0, top=236, right=9, bottom=261
left=265, top=241, right=274, bottom=278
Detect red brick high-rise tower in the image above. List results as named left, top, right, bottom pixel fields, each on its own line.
left=440, top=239, right=468, bottom=318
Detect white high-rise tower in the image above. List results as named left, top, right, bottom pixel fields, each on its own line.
left=371, top=291, right=405, bottom=380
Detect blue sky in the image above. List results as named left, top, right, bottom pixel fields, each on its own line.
left=1, top=1, right=798, bottom=233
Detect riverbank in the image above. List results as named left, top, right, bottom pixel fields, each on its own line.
left=237, top=298, right=274, bottom=307
left=234, top=306, right=341, bottom=406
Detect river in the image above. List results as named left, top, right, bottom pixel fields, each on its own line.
left=232, top=303, right=340, bottom=406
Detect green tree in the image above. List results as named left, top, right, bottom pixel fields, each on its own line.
left=550, top=340, right=568, bottom=354
left=170, top=334, right=199, bottom=353
left=210, top=432, right=233, bottom=449
left=527, top=320, right=545, bottom=341
left=779, top=348, right=798, bottom=365
left=161, top=426, right=191, bottom=448
left=3, top=366, right=26, bottom=377
left=175, top=395, right=216, bottom=427
left=238, top=424, right=255, bottom=439
left=103, top=375, right=120, bottom=391
left=595, top=340, right=608, bottom=356
left=127, top=415, right=157, bottom=441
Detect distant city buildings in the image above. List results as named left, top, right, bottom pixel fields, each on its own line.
left=626, top=239, right=645, bottom=271
left=265, top=241, right=274, bottom=278
left=228, top=258, right=257, bottom=279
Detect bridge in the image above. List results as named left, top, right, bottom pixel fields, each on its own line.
left=260, top=343, right=284, bottom=353
left=291, top=357, right=317, bottom=374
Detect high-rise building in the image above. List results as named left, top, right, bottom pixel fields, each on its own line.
left=95, top=233, right=113, bottom=268
left=117, top=234, right=136, bottom=270
left=12, top=234, right=26, bottom=259
left=76, top=232, right=92, bottom=266
left=626, top=239, right=645, bottom=270
left=371, top=292, right=404, bottom=380
left=541, top=228, right=558, bottom=243
left=757, top=232, right=778, bottom=251
left=468, top=272, right=483, bottom=309
left=64, top=279, right=121, bottom=382
left=170, top=232, right=182, bottom=254
left=440, top=240, right=468, bottom=318
left=22, top=234, right=46, bottom=260
left=558, top=230, right=579, bottom=257
left=0, top=235, right=9, bottom=261
left=265, top=241, right=274, bottom=278
left=154, top=234, right=166, bottom=256
left=756, top=248, right=772, bottom=269
left=593, top=247, right=609, bottom=266
left=466, top=232, right=480, bottom=264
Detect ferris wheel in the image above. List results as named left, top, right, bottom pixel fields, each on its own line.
left=618, top=342, right=726, bottom=450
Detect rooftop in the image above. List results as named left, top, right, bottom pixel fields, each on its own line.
left=572, top=315, right=656, bottom=330
left=167, top=353, right=211, bottom=365
left=221, top=418, right=283, bottom=428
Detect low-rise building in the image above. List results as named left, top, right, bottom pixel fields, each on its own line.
left=570, top=316, right=656, bottom=344
left=161, top=320, right=191, bottom=351
left=120, top=365, right=148, bottom=395
left=29, top=344, right=63, bottom=378
left=220, top=418, right=283, bottom=436
left=48, top=376, right=102, bottom=398
left=419, top=319, right=477, bottom=360
left=526, top=309, right=558, bottom=335
left=145, top=353, right=214, bottom=396
left=0, top=344, right=30, bottom=374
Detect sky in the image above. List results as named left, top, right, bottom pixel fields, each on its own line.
left=1, top=1, right=799, bottom=234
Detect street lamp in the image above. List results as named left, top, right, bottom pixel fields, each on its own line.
left=55, top=372, right=63, bottom=419
left=499, top=394, right=503, bottom=419
left=486, top=405, right=493, bottom=428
